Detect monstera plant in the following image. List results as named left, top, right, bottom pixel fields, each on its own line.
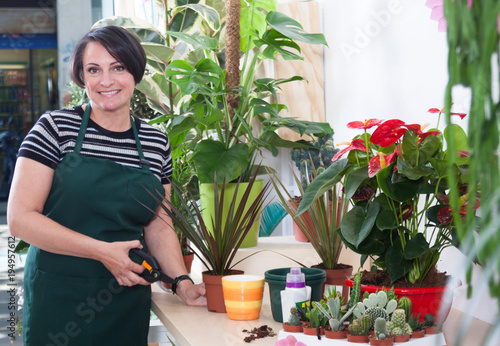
left=94, top=0, right=332, bottom=184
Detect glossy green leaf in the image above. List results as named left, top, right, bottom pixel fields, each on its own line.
left=340, top=202, right=380, bottom=248
left=296, top=159, right=349, bottom=215
left=266, top=11, right=328, bottom=46
left=344, top=167, right=369, bottom=199
left=404, top=233, right=430, bottom=259
left=193, top=140, right=250, bottom=184
left=377, top=164, right=419, bottom=202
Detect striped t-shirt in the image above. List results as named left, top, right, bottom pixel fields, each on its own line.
left=18, top=106, right=172, bottom=184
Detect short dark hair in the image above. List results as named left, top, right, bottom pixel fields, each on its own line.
left=69, top=25, right=146, bottom=88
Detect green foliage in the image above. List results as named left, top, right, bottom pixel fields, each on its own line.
left=300, top=113, right=476, bottom=283
left=291, top=133, right=338, bottom=189
left=268, top=158, right=348, bottom=269
left=444, top=2, right=500, bottom=340
left=152, top=170, right=270, bottom=275
left=313, top=297, right=355, bottom=332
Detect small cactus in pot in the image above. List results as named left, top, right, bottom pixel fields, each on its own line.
left=282, top=307, right=303, bottom=333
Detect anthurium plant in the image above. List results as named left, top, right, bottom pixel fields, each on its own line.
left=297, top=108, right=480, bottom=284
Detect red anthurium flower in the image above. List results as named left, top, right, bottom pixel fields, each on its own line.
left=351, top=185, right=374, bottom=201
left=405, top=123, right=422, bottom=133
left=458, top=151, right=469, bottom=157
left=370, top=119, right=407, bottom=147
left=427, top=107, right=467, bottom=119
left=427, top=108, right=441, bottom=113
left=398, top=204, right=413, bottom=222
left=347, top=119, right=383, bottom=130
left=331, top=139, right=368, bottom=162
left=368, top=151, right=398, bottom=177
left=419, top=130, right=441, bottom=142
left=438, top=206, right=453, bottom=225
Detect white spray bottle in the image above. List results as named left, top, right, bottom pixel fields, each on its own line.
left=280, top=268, right=311, bottom=322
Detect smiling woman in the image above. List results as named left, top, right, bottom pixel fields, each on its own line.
left=8, top=25, right=206, bottom=346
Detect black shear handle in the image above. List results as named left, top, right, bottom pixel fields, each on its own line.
left=130, top=248, right=161, bottom=283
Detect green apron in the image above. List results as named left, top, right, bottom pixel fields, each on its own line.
left=23, top=104, right=165, bottom=346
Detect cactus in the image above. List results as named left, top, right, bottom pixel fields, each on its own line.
left=365, top=306, right=389, bottom=324
left=391, top=309, right=406, bottom=328
left=361, top=314, right=372, bottom=334
left=398, top=296, right=412, bottom=322
left=374, top=317, right=389, bottom=340
left=387, top=309, right=412, bottom=336
left=422, top=313, right=436, bottom=328
left=308, top=307, right=321, bottom=328
left=287, top=307, right=301, bottom=326
left=348, top=314, right=371, bottom=336
left=346, top=271, right=361, bottom=313
left=353, top=290, right=398, bottom=329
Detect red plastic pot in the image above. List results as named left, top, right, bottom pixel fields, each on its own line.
left=345, top=277, right=460, bottom=324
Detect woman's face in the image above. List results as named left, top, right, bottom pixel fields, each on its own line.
left=82, top=41, right=135, bottom=114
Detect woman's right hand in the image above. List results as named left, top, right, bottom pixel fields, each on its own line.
left=99, top=240, right=151, bottom=287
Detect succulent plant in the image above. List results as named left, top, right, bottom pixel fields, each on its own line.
left=422, top=313, right=436, bottom=328
left=308, top=306, right=321, bottom=328
left=398, top=296, right=412, bottom=322
left=287, top=307, right=301, bottom=326
left=374, top=317, right=389, bottom=340
left=313, top=297, right=355, bottom=332
left=348, top=314, right=371, bottom=336
left=387, top=309, right=412, bottom=336
left=353, top=290, right=398, bottom=328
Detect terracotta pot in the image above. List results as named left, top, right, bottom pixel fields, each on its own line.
left=425, top=326, right=441, bottom=334
left=282, top=323, right=303, bottom=333
left=203, top=270, right=244, bottom=313
left=411, top=329, right=426, bottom=338
left=162, top=253, right=195, bottom=290
left=368, top=335, right=394, bottom=346
left=288, top=199, right=313, bottom=242
left=345, top=277, right=460, bottom=324
left=346, top=333, right=369, bottom=343
left=303, top=326, right=324, bottom=336
left=324, top=328, right=347, bottom=339
left=393, top=334, right=411, bottom=343
left=312, top=263, right=353, bottom=303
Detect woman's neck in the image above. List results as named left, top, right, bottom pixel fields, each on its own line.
left=84, top=104, right=131, bottom=132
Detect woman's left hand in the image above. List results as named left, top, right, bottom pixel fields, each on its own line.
left=176, top=281, right=207, bottom=306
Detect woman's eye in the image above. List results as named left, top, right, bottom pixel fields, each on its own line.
left=114, top=65, right=125, bottom=71
left=87, top=67, right=99, bottom=74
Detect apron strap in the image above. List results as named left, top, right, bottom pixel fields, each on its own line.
left=74, top=103, right=92, bottom=154
left=75, top=103, right=150, bottom=170
left=130, top=115, right=150, bottom=170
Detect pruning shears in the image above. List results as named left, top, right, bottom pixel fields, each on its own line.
left=130, top=248, right=175, bottom=285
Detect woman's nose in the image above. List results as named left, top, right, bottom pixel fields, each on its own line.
left=100, top=71, right=115, bottom=87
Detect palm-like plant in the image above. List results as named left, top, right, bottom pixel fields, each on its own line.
left=152, top=171, right=271, bottom=275
left=268, top=159, right=349, bottom=270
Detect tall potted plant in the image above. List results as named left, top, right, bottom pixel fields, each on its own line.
left=153, top=171, right=271, bottom=313
left=297, top=110, right=479, bottom=323
left=268, top=157, right=352, bottom=303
